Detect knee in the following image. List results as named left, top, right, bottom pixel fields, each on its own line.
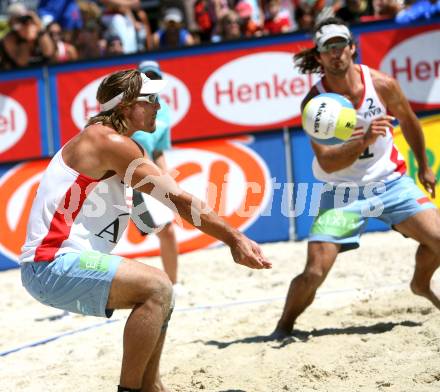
left=301, top=254, right=332, bottom=287
left=141, top=270, right=173, bottom=307
left=301, top=267, right=327, bottom=287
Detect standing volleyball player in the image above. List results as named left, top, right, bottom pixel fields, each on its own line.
left=20, top=69, right=271, bottom=392
left=273, top=17, right=440, bottom=338
left=131, top=60, right=182, bottom=293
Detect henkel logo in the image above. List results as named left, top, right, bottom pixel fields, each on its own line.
left=0, top=94, right=27, bottom=154
left=71, top=73, right=190, bottom=130
left=380, top=31, right=440, bottom=105
left=71, top=77, right=104, bottom=130
left=202, top=52, right=318, bottom=126
left=0, top=138, right=271, bottom=262
left=161, top=72, right=190, bottom=127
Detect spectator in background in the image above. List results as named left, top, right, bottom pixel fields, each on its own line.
left=194, top=0, right=215, bottom=42
left=235, top=0, right=262, bottom=37
left=47, top=21, right=78, bottom=62
left=37, top=0, right=83, bottom=42
left=77, top=0, right=102, bottom=26
left=294, top=0, right=317, bottom=31
left=212, top=9, right=242, bottom=41
left=263, top=0, right=294, bottom=35
left=75, top=19, right=105, bottom=59
left=245, top=0, right=265, bottom=25
left=152, top=7, right=195, bottom=49
left=105, top=33, right=124, bottom=56
left=336, top=0, right=373, bottom=23
left=100, top=0, right=139, bottom=54
left=396, top=0, right=440, bottom=24
left=0, top=3, right=55, bottom=69
left=132, top=6, right=153, bottom=51
left=360, top=0, right=402, bottom=21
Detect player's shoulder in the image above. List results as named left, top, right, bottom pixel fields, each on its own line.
left=369, top=67, right=399, bottom=93
left=82, top=123, right=140, bottom=154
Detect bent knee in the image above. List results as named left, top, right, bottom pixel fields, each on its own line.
left=301, top=268, right=327, bottom=287
left=132, top=269, right=173, bottom=306
left=148, top=271, right=173, bottom=302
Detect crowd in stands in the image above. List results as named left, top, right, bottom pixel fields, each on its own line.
left=0, top=0, right=438, bottom=70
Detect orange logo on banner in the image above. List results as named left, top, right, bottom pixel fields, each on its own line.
left=0, top=138, right=268, bottom=260
left=0, top=160, right=49, bottom=258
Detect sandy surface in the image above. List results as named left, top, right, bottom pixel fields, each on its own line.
left=1, top=231, right=440, bottom=392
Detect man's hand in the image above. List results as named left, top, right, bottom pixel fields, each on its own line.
left=418, top=166, right=436, bottom=198
left=363, top=115, right=394, bottom=146
left=230, top=235, right=272, bottom=270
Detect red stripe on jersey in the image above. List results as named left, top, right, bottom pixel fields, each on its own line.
left=417, top=197, right=430, bottom=205
left=390, top=144, right=407, bottom=175
left=34, top=175, right=98, bottom=261
left=355, top=65, right=366, bottom=110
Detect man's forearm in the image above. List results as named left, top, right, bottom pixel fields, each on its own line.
left=169, top=191, right=241, bottom=247
left=401, top=120, right=429, bottom=169
left=315, top=138, right=367, bottom=173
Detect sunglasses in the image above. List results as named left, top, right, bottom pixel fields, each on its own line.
left=318, top=40, right=350, bottom=53
left=136, top=94, right=159, bottom=104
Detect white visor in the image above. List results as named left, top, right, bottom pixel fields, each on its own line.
left=100, top=73, right=167, bottom=111
left=314, top=24, right=351, bottom=51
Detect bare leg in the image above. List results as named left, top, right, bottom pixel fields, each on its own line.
left=157, top=223, right=178, bottom=285
left=107, top=258, right=173, bottom=391
left=273, top=241, right=340, bottom=338
left=142, top=332, right=170, bottom=392
left=409, top=244, right=440, bottom=309
left=395, top=209, right=440, bottom=310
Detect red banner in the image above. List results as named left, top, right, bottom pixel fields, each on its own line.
left=0, top=20, right=439, bottom=160
left=359, top=23, right=440, bottom=112
left=58, top=40, right=317, bottom=144
left=0, top=78, right=43, bottom=163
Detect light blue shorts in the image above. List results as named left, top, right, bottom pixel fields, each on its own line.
left=309, top=175, right=435, bottom=252
left=21, top=251, right=122, bottom=318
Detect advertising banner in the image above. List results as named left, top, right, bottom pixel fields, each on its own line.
left=393, top=112, right=440, bottom=204
left=359, top=23, right=440, bottom=112
left=54, top=39, right=318, bottom=146
left=0, top=132, right=289, bottom=270
left=0, top=73, right=47, bottom=163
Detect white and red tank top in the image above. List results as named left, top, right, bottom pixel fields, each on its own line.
left=20, top=149, right=133, bottom=263
left=312, top=64, right=406, bottom=185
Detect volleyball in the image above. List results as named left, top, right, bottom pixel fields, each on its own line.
left=302, top=93, right=357, bottom=145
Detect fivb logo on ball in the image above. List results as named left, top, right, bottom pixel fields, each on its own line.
left=0, top=94, right=27, bottom=154
left=302, top=93, right=357, bottom=145
left=71, top=73, right=190, bottom=130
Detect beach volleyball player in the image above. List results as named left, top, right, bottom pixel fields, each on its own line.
left=19, top=69, right=271, bottom=392
left=274, top=17, right=440, bottom=338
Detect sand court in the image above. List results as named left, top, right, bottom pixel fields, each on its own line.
left=1, top=230, right=440, bottom=392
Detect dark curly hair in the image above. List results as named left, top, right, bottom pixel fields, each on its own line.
left=294, top=17, right=357, bottom=75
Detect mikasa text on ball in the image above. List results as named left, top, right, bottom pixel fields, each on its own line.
left=302, top=93, right=357, bottom=145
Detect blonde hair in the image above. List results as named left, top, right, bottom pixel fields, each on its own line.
left=86, top=69, right=142, bottom=135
